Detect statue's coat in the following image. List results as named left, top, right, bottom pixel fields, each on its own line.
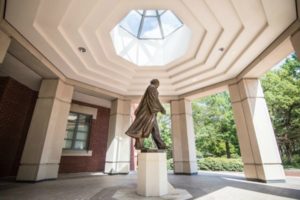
left=126, top=84, right=164, bottom=139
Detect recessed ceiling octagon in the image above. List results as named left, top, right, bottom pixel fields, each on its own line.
left=5, top=0, right=296, bottom=96
left=110, top=9, right=192, bottom=67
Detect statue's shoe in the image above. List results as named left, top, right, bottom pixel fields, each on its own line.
left=157, top=144, right=167, bottom=149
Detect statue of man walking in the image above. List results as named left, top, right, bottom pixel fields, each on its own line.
left=125, top=79, right=167, bottom=150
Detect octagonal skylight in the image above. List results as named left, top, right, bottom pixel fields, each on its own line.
left=111, top=9, right=191, bottom=66
left=119, top=10, right=183, bottom=40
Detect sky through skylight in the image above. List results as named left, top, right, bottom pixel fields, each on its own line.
left=119, top=9, right=183, bottom=40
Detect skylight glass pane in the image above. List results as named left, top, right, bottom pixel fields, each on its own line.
left=137, top=10, right=144, bottom=15
left=140, top=17, right=162, bottom=39
left=160, top=10, right=183, bottom=37
left=119, top=11, right=142, bottom=36
left=119, top=9, right=182, bottom=40
left=145, top=10, right=157, bottom=16
left=158, top=10, right=166, bottom=15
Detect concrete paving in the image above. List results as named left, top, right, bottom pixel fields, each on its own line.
left=0, top=171, right=299, bottom=200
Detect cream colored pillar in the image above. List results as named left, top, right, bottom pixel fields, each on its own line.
left=170, top=99, right=197, bottom=175
left=104, top=99, right=131, bottom=174
left=229, top=78, right=285, bottom=182
left=291, top=30, right=300, bottom=59
left=0, top=30, right=11, bottom=63
left=17, top=79, right=73, bottom=181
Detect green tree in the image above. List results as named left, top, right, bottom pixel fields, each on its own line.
left=261, top=54, right=300, bottom=164
left=192, top=92, right=239, bottom=158
left=157, top=104, right=172, bottom=159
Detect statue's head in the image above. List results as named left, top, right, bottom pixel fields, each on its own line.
left=150, top=79, right=160, bottom=88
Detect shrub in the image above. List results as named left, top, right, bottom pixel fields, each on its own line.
left=197, top=157, right=243, bottom=172
left=282, top=154, right=300, bottom=169
left=167, top=158, right=174, bottom=170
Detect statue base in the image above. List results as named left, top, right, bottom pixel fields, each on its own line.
left=140, top=148, right=165, bottom=153
left=137, top=151, right=173, bottom=197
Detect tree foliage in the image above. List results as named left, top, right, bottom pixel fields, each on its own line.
left=144, top=55, right=300, bottom=169
left=192, top=92, right=239, bottom=158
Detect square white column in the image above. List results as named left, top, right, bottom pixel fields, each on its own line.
left=104, top=99, right=131, bottom=174
left=229, top=78, right=285, bottom=182
left=0, top=30, right=11, bottom=63
left=170, top=99, right=197, bottom=175
left=17, top=79, right=73, bottom=181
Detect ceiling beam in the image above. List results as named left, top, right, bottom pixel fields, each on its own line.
left=237, top=20, right=300, bottom=80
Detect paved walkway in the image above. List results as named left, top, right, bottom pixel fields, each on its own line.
left=0, top=171, right=299, bottom=200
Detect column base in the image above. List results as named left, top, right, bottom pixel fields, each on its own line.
left=244, top=163, right=285, bottom=182
left=174, top=161, right=198, bottom=175
left=16, top=163, right=59, bottom=182
left=246, top=178, right=286, bottom=183
left=104, top=161, right=130, bottom=175
left=174, top=172, right=198, bottom=175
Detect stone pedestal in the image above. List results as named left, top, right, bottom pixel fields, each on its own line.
left=137, top=152, right=169, bottom=197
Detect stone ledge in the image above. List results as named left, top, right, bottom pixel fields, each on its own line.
left=61, top=150, right=92, bottom=156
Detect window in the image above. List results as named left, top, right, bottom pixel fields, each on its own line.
left=64, top=112, right=92, bottom=150
left=119, top=9, right=183, bottom=40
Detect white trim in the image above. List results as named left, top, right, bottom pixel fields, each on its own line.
left=62, top=149, right=93, bottom=157
left=70, top=103, right=97, bottom=119
left=73, top=92, right=112, bottom=108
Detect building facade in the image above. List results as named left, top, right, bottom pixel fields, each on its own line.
left=0, top=0, right=300, bottom=183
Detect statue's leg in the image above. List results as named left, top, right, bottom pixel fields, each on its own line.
left=152, top=119, right=166, bottom=149
left=135, top=138, right=144, bottom=149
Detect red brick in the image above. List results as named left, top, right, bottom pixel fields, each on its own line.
left=0, top=77, right=38, bottom=177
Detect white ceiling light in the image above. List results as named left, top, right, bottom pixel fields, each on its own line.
left=78, top=47, right=86, bottom=53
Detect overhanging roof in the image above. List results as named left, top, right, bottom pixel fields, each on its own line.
left=4, top=0, right=297, bottom=96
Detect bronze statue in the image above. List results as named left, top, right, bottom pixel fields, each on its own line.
left=126, top=79, right=167, bottom=150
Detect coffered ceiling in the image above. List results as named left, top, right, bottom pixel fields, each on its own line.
left=4, top=0, right=296, bottom=96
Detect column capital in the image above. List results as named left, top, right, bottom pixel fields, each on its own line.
left=229, top=78, right=264, bottom=103
left=170, top=98, right=192, bottom=115
left=38, top=79, right=74, bottom=103
left=110, top=98, right=131, bottom=116
left=170, top=98, right=191, bottom=103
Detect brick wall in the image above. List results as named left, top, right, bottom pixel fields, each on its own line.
left=0, top=77, right=38, bottom=177
left=59, top=101, right=110, bottom=173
